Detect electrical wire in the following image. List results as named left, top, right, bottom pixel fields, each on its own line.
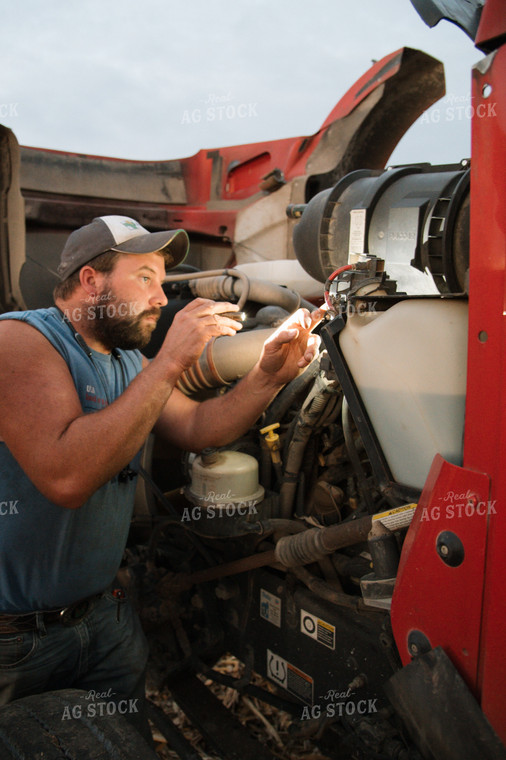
left=324, top=264, right=354, bottom=310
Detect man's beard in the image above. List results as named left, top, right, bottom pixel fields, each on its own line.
left=90, top=284, right=161, bottom=351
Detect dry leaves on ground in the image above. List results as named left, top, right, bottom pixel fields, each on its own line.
left=148, top=654, right=331, bottom=760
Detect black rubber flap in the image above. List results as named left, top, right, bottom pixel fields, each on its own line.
left=385, top=646, right=506, bottom=760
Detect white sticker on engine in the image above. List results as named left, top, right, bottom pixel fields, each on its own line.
left=260, top=589, right=281, bottom=628
left=349, top=208, right=367, bottom=259
left=300, top=609, right=336, bottom=650
left=267, top=649, right=314, bottom=704
left=267, top=650, right=287, bottom=687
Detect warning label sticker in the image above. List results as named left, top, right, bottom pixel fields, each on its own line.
left=260, top=589, right=281, bottom=628
left=267, top=650, right=314, bottom=704
left=373, top=503, right=417, bottom=531
left=300, top=610, right=336, bottom=650
left=348, top=208, right=366, bottom=258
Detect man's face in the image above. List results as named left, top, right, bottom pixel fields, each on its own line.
left=89, top=252, right=168, bottom=350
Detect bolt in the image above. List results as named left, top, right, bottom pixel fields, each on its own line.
left=348, top=673, right=367, bottom=691
left=467, top=494, right=478, bottom=509
left=379, top=632, right=391, bottom=648
left=439, top=544, right=449, bottom=556
left=409, top=643, right=419, bottom=655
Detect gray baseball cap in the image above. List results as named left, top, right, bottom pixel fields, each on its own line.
left=57, top=215, right=190, bottom=281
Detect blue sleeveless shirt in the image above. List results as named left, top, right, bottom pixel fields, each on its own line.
left=0, top=307, right=144, bottom=612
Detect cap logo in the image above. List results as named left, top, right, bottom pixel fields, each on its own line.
left=99, top=215, right=148, bottom=245
left=122, top=220, right=140, bottom=230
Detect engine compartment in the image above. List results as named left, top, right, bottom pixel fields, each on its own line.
left=120, top=161, right=470, bottom=758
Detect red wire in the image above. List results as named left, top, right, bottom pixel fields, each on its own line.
left=328, top=264, right=353, bottom=282
left=324, top=264, right=354, bottom=309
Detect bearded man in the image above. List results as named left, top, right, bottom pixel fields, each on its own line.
left=0, top=216, right=321, bottom=743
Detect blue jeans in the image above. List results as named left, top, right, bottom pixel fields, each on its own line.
left=0, top=590, right=151, bottom=741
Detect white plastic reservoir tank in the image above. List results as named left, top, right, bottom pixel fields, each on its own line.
left=339, top=299, right=468, bottom=491
left=188, top=449, right=264, bottom=510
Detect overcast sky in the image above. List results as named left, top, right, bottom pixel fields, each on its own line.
left=1, top=1, right=481, bottom=167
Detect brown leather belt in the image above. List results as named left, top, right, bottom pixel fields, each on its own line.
left=0, top=594, right=103, bottom=634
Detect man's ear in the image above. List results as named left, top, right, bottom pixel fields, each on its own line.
left=79, top=266, right=101, bottom=299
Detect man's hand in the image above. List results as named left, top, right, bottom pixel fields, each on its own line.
left=256, top=307, right=326, bottom=387
left=157, top=298, right=243, bottom=377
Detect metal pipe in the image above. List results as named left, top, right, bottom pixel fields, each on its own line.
left=189, top=274, right=308, bottom=313
left=275, top=515, right=373, bottom=566
left=368, top=519, right=400, bottom=579
left=163, top=515, right=373, bottom=597
left=171, top=549, right=278, bottom=591
left=164, top=268, right=251, bottom=309
left=291, top=566, right=363, bottom=610
left=177, top=328, right=275, bottom=394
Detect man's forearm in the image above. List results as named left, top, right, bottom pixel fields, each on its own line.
left=180, top=363, right=285, bottom=451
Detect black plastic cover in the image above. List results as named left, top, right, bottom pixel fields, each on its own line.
left=386, top=647, right=506, bottom=759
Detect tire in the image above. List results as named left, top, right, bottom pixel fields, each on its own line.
left=0, top=688, right=160, bottom=759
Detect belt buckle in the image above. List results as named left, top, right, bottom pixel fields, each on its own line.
left=59, top=599, right=92, bottom=626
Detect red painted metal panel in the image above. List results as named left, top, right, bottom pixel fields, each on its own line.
left=391, top=456, right=490, bottom=693
left=465, top=43, right=506, bottom=739
left=319, top=48, right=406, bottom=130
left=223, top=152, right=272, bottom=199
left=392, top=38, right=506, bottom=741
left=476, top=0, right=506, bottom=51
